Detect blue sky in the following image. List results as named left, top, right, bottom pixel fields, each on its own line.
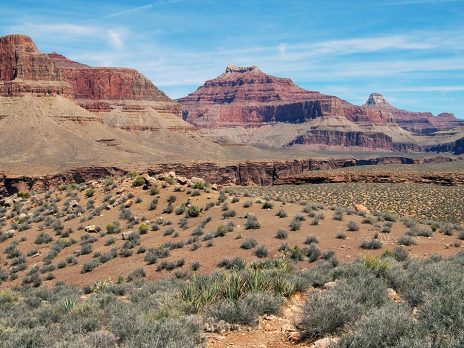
left=1, top=0, right=463, bottom=117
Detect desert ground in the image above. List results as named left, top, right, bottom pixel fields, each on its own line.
left=1, top=165, right=464, bottom=347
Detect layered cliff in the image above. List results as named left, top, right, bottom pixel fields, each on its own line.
left=0, top=35, right=71, bottom=97
left=178, top=65, right=360, bottom=127
left=48, top=52, right=186, bottom=131
left=361, top=93, right=463, bottom=134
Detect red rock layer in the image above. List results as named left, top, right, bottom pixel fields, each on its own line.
left=361, top=93, right=463, bottom=134
left=0, top=35, right=71, bottom=96
left=179, top=67, right=462, bottom=133
left=49, top=53, right=171, bottom=102
left=178, top=65, right=362, bottom=127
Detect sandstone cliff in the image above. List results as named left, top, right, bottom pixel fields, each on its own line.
left=0, top=35, right=71, bottom=97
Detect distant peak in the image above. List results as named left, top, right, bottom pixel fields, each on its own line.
left=225, top=65, right=259, bottom=74
left=365, top=93, right=391, bottom=107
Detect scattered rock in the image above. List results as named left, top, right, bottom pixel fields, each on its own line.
left=354, top=204, right=370, bottom=214
left=323, top=281, right=337, bottom=290
left=84, top=225, right=96, bottom=233
left=312, top=336, right=340, bottom=348
left=387, top=288, right=402, bottom=302
left=121, top=231, right=133, bottom=240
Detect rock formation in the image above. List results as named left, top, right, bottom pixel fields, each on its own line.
left=48, top=52, right=186, bottom=131
left=0, top=35, right=71, bottom=97
left=178, top=65, right=360, bottom=127
left=361, top=93, right=463, bottom=134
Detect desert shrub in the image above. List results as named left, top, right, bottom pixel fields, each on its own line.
left=306, top=244, right=321, bottom=262
left=132, top=176, right=146, bottom=187
left=84, top=188, right=95, bottom=198
left=407, top=226, right=433, bottom=237
left=262, top=201, right=273, bottom=209
left=149, top=199, right=158, bottom=211
left=245, top=215, right=261, bottom=229
left=398, top=235, right=417, bottom=246
left=125, top=317, right=202, bottom=348
left=289, top=219, right=301, bottom=231
left=300, top=273, right=388, bottom=339
left=150, top=186, right=160, bottom=195
left=255, top=245, right=268, bottom=258
left=187, top=205, right=202, bottom=218
left=243, top=200, right=253, bottom=208
left=275, top=229, right=288, bottom=240
left=144, top=248, right=158, bottom=265
left=222, top=209, right=236, bottom=218
left=79, top=243, right=93, bottom=255
left=241, top=238, right=258, bottom=250
left=167, top=195, right=177, bottom=204
left=138, top=223, right=149, bottom=234
left=338, top=303, right=416, bottom=348
left=191, top=261, right=201, bottom=271
left=205, top=292, right=281, bottom=325
left=402, top=217, right=417, bottom=228
left=218, top=257, right=246, bottom=270
left=347, top=221, right=359, bottom=231
left=360, top=239, right=383, bottom=250
left=164, top=227, right=175, bottom=236
left=163, top=204, right=173, bottom=214
left=381, top=225, right=392, bottom=233
left=392, top=247, right=409, bottom=261
left=35, top=232, right=52, bottom=244
left=304, top=235, right=319, bottom=245
left=81, top=259, right=100, bottom=273
left=127, top=268, right=146, bottom=281
left=336, top=232, right=347, bottom=240
left=276, top=209, right=287, bottom=218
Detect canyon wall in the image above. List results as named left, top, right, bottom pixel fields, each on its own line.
left=1, top=156, right=461, bottom=198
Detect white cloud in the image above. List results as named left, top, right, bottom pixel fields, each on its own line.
left=277, top=43, right=288, bottom=55
left=107, top=4, right=154, bottom=18
left=9, top=23, right=98, bottom=38
left=108, top=29, right=125, bottom=50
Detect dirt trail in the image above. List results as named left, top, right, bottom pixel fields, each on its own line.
left=206, top=293, right=312, bottom=348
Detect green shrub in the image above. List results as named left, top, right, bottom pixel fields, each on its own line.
left=245, top=215, right=261, bottom=229
left=255, top=245, right=268, bottom=258
left=241, top=238, right=258, bottom=250
left=304, top=235, right=319, bottom=245
left=338, top=303, right=415, bottom=348
left=300, top=274, right=388, bottom=339
left=275, top=229, right=288, bottom=240
left=187, top=205, right=202, bottom=218
left=360, top=239, right=383, bottom=250
left=85, top=188, right=96, bottom=198
left=348, top=221, right=359, bottom=231
left=398, top=235, right=417, bottom=246
left=34, top=232, right=53, bottom=244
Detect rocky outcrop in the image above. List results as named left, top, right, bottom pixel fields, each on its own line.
left=287, top=130, right=393, bottom=150
left=0, top=35, right=71, bottom=97
left=0, top=156, right=461, bottom=197
left=425, top=137, right=464, bottom=155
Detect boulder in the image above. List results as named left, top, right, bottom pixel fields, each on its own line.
left=84, top=225, right=96, bottom=233
left=312, top=337, right=340, bottom=348
left=354, top=204, right=370, bottom=214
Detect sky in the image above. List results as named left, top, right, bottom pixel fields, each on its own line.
left=1, top=0, right=463, bottom=117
